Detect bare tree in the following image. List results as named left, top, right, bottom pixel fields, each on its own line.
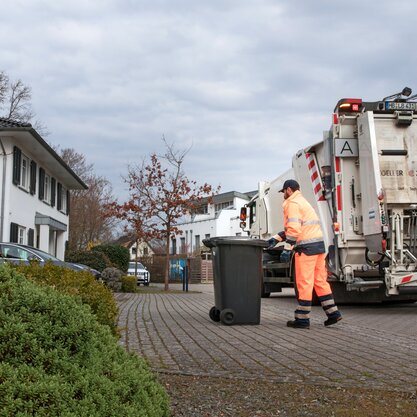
left=107, top=139, right=219, bottom=290
left=0, top=70, right=49, bottom=136
left=58, top=148, right=118, bottom=250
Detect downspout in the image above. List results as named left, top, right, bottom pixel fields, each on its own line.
left=0, top=137, right=7, bottom=242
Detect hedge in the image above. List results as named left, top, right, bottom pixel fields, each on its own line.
left=65, top=249, right=111, bottom=272
left=0, top=265, right=169, bottom=417
left=92, top=244, right=130, bottom=273
left=14, top=262, right=118, bottom=335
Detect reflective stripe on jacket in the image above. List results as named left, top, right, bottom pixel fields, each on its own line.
left=283, top=190, right=325, bottom=255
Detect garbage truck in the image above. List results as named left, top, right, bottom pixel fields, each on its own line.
left=240, top=87, right=417, bottom=303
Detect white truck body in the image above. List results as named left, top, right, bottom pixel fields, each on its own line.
left=243, top=91, right=417, bottom=302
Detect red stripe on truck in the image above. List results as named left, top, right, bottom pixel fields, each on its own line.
left=311, top=171, right=318, bottom=182
left=337, top=185, right=342, bottom=210
left=401, top=275, right=412, bottom=284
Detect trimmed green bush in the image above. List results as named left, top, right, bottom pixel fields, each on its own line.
left=0, top=265, right=169, bottom=417
left=15, top=262, right=118, bottom=335
left=65, top=249, right=111, bottom=272
left=122, top=275, right=138, bottom=293
left=92, top=244, right=130, bottom=272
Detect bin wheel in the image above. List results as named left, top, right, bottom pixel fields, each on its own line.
left=209, top=306, right=221, bottom=322
left=261, top=284, right=271, bottom=298
left=220, top=308, right=235, bottom=325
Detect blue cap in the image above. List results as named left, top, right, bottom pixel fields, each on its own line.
left=279, top=179, right=300, bottom=193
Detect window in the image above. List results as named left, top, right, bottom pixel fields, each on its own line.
left=20, top=155, right=30, bottom=191
left=171, top=238, right=177, bottom=255
left=193, top=204, right=208, bottom=215
left=205, top=234, right=210, bottom=239
left=18, top=226, right=26, bottom=244
left=180, top=237, right=186, bottom=254
left=43, top=174, right=51, bottom=203
left=215, top=201, right=234, bottom=213
left=195, top=235, right=200, bottom=249
left=57, top=183, right=69, bottom=213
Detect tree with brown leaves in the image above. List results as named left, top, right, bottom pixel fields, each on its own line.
left=108, top=139, right=219, bottom=290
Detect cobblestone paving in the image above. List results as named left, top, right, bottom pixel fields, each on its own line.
left=116, top=285, right=417, bottom=392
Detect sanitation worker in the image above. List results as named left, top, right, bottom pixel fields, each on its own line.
left=267, top=179, right=342, bottom=329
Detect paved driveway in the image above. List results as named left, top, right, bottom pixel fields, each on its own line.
left=116, top=284, right=417, bottom=391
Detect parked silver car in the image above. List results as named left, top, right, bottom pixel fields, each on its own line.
left=0, top=242, right=101, bottom=279
left=127, top=261, right=150, bottom=286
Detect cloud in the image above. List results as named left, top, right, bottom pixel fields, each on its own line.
left=1, top=0, right=417, bottom=200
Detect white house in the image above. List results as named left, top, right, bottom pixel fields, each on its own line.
left=0, top=118, right=87, bottom=259
left=172, top=190, right=255, bottom=255
left=112, top=234, right=165, bottom=260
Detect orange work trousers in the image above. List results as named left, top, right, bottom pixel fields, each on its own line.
left=294, top=252, right=332, bottom=301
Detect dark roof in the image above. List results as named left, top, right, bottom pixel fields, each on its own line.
left=0, top=118, right=32, bottom=128
left=199, top=190, right=254, bottom=205
left=0, top=117, right=87, bottom=190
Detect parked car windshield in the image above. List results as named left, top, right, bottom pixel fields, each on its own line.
left=129, top=262, right=145, bottom=269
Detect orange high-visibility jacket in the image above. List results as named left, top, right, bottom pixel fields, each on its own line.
left=282, top=190, right=325, bottom=255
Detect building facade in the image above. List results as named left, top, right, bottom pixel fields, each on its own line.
left=0, top=118, right=87, bottom=259
left=172, top=191, right=255, bottom=255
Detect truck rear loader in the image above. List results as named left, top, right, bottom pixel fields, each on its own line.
left=241, top=87, right=417, bottom=303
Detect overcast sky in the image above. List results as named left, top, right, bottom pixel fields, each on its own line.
left=1, top=0, right=417, bottom=200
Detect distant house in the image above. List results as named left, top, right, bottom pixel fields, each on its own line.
left=172, top=190, right=256, bottom=255
left=112, top=234, right=165, bottom=260
left=0, top=118, right=87, bottom=259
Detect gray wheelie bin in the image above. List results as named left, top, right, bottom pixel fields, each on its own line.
left=203, top=236, right=267, bottom=325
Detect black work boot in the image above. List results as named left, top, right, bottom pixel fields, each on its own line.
left=287, top=320, right=310, bottom=329
left=324, top=315, right=342, bottom=326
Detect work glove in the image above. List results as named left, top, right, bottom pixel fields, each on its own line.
left=280, top=250, right=292, bottom=263
left=267, top=237, right=278, bottom=249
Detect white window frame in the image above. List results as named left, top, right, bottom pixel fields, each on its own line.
left=18, top=226, right=26, bottom=245
left=43, top=173, right=51, bottom=204
left=20, top=154, right=30, bottom=191
left=59, top=185, right=67, bottom=213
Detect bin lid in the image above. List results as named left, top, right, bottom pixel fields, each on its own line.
left=203, top=236, right=268, bottom=248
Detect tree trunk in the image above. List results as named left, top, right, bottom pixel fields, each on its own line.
left=164, top=234, right=170, bottom=291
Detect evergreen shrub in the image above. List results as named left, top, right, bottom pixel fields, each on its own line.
left=65, top=249, right=111, bottom=272
left=15, top=262, right=118, bottom=334
left=93, top=244, right=130, bottom=272
left=0, top=265, right=169, bottom=417
left=122, top=275, right=137, bottom=293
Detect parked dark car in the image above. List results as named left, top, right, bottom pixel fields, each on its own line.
left=0, top=243, right=101, bottom=279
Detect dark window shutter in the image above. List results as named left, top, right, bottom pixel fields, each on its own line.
left=30, top=161, right=37, bottom=195
left=38, top=168, right=45, bottom=200
left=10, top=222, right=18, bottom=243
left=28, top=228, right=34, bottom=246
left=51, top=178, right=56, bottom=207
left=57, top=183, right=62, bottom=210
left=12, top=146, right=21, bottom=185
left=66, top=190, right=70, bottom=215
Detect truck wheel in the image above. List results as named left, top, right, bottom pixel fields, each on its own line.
left=220, top=308, right=235, bottom=325
left=209, top=306, right=221, bottom=322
